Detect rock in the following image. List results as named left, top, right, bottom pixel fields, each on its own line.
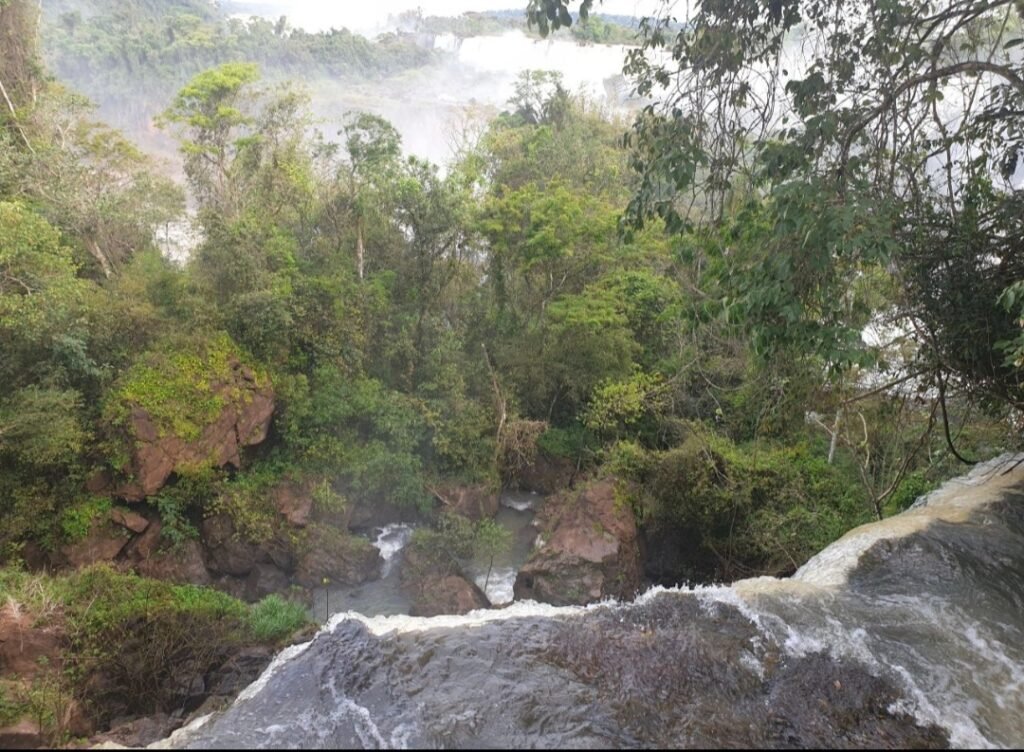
left=204, top=646, right=273, bottom=698
left=408, top=575, right=490, bottom=617
left=109, top=507, right=150, bottom=534
left=293, top=525, right=382, bottom=589
left=60, top=520, right=130, bottom=569
left=272, top=481, right=315, bottom=528
left=114, top=359, right=274, bottom=501
left=201, top=514, right=264, bottom=578
left=86, top=469, right=114, bottom=495
left=0, top=602, right=63, bottom=678
left=91, top=713, right=178, bottom=749
left=436, top=484, right=500, bottom=522
left=347, top=498, right=415, bottom=532
left=400, top=546, right=492, bottom=617
left=123, top=517, right=163, bottom=563
left=244, top=564, right=291, bottom=602
left=135, top=540, right=211, bottom=586
left=514, top=479, right=643, bottom=606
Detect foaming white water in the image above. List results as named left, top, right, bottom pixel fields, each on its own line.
left=473, top=566, right=517, bottom=605
left=500, top=491, right=538, bottom=512
left=330, top=598, right=588, bottom=637
left=795, top=453, right=1024, bottom=588
left=373, top=523, right=414, bottom=578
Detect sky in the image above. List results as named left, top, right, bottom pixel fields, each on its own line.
left=231, top=0, right=670, bottom=35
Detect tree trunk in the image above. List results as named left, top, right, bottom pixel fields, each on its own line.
left=356, top=217, right=365, bottom=281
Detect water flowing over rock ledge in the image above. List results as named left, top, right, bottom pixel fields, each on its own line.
left=151, top=455, right=1024, bottom=749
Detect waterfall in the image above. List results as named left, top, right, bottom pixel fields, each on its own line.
left=159, top=454, right=1024, bottom=750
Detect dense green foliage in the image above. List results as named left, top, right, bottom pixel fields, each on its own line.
left=1, top=0, right=1020, bottom=598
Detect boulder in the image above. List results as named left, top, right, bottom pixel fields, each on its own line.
left=135, top=540, right=211, bottom=586
left=436, top=484, right=500, bottom=522
left=90, top=714, right=178, bottom=749
left=115, top=359, right=274, bottom=501
left=201, top=514, right=264, bottom=578
left=123, top=517, right=163, bottom=563
left=110, top=507, right=150, bottom=534
left=409, top=575, right=490, bottom=617
left=293, top=525, right=382, bottom=589
left=400, top=547, right=492, bottom=617
left=60, top=520, right=130, bottom=569
left=514, top=479, right=643, bottom=606
left=244, top=564, right=292, bottom=602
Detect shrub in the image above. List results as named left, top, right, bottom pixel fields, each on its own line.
left=247, top=594, right=309, bottom=642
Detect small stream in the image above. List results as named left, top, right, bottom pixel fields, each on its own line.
left=312, top=491, right=543, bottom=619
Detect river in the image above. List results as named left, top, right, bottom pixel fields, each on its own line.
left=153, top=454, right=1024, bottom=749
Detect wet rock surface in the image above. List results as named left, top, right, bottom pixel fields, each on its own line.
left=169, top=457, right=1024, bottom=750
left=174, top=596, right=949, bottom=750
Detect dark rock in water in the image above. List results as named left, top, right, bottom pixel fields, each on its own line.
left=515, top=479, right=642, bottom=606
left=294, top=524, right=383, bottom=589
left=408, top=575, right=490, bottom=617
left=401, top=546, right=491, bottom=617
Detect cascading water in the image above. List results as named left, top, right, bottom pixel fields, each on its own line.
left=465, top=492, right=542, bottom=605
left=160, top=455, right=1024, bottom=749
left=311, top=524, right=416, bottom=620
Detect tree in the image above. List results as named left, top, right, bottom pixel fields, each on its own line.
left=341, top=112, right=402, bottom=281
left=537, top=0, right=1024, bottom=446
left=159, top=62, right=261, bottom=218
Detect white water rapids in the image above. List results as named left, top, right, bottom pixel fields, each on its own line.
left=155, top=454, right=1024, bottom=749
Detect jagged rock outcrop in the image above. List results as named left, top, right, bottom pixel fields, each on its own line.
left=514, top=479, right=643, bottom=606
left=115, top=360, right=274, bottom=501
left=409, top=575, right=490, bottom=617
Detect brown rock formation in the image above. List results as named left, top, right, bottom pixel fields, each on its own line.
left=110, top=507, right=150, bottom=534
left=514, top=479, right=643, bottom=606
left=409, top=575, right=490, bottom=617
left=272, top=480, right=316, bottom=528
left=60, top=520, right=131, bottom=569
left=115, top=361, right=274, bottom=501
